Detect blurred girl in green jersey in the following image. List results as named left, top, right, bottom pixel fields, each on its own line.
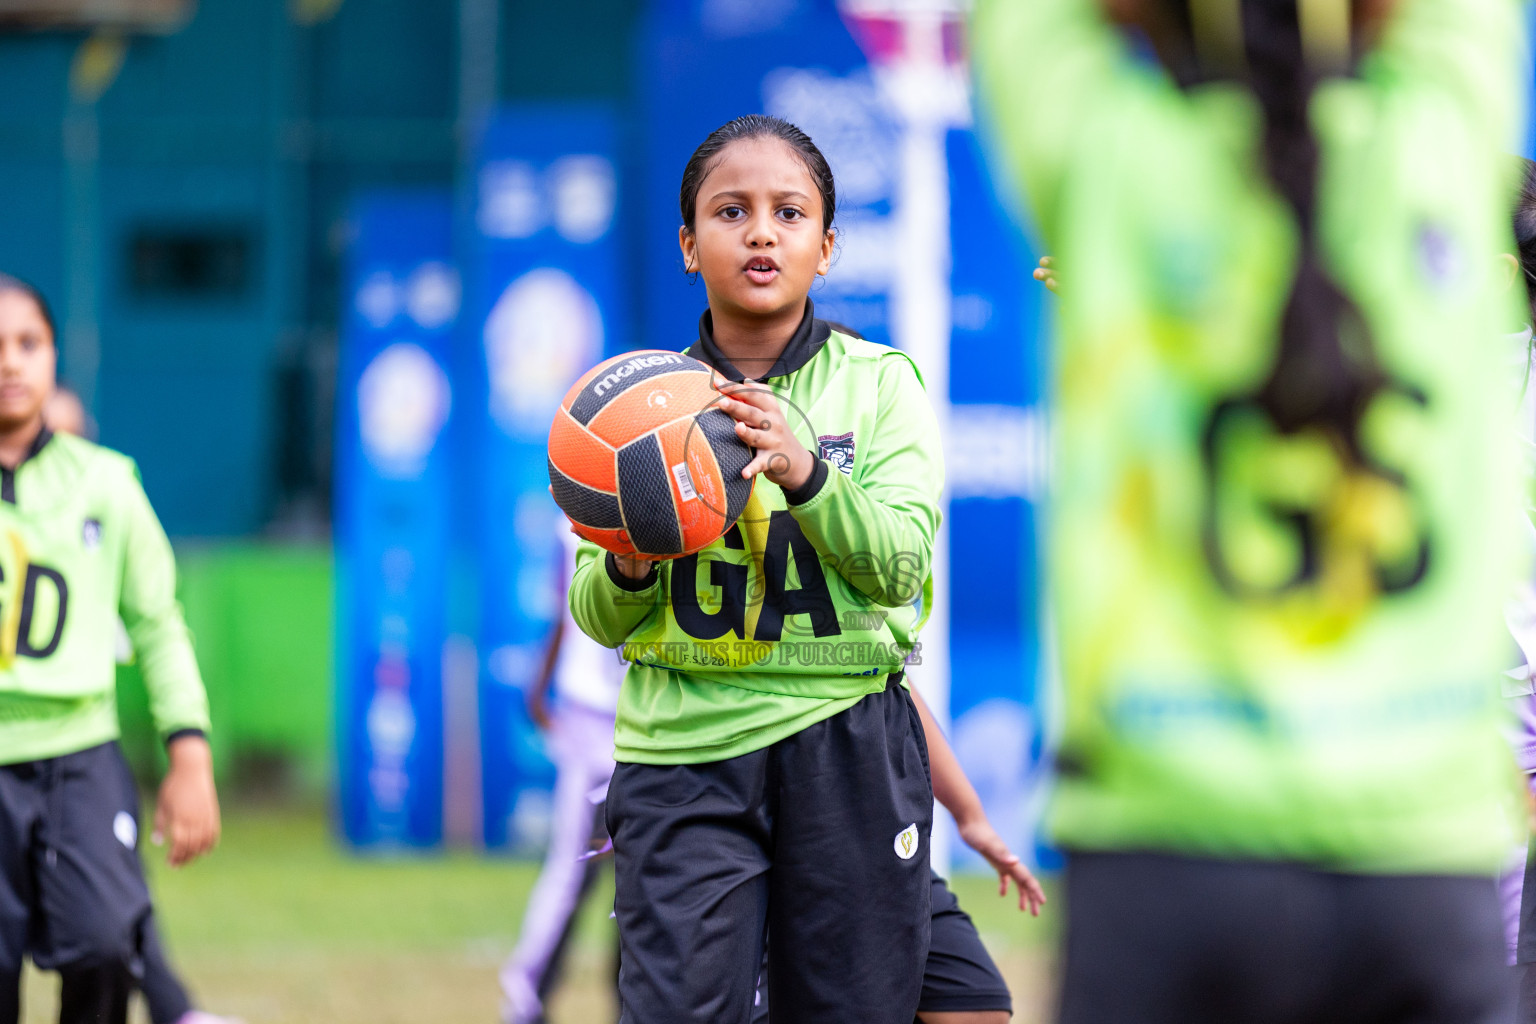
left=42, top=385, right=238, bottom=1024
left=0, top=276, right=221, bottom=1024
left=566, top=116, right=942, bottom=1024
left=975, top=0, right=1527, bottom=1019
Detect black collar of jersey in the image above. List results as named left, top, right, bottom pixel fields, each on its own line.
left=688, top=300, right=832, bottom=383
left=0, top=425, right=52, bottom=505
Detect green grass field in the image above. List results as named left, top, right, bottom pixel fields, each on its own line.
left=21, top=808, right=1059, bottom=1024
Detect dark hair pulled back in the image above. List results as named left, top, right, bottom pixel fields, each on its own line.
left=0, top=274, right=56, bottom=341
left=1242, top=0, right=1384, bottom=454
left=679, top=115, right=837, bottom=235
left=1157, top=0, right=1384, bottom=459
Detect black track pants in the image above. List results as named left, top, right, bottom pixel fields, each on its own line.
left=0, top=743, right=151, bottom=1024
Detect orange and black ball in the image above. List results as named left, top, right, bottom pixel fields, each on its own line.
left=547, top=350, right=754, bottom=558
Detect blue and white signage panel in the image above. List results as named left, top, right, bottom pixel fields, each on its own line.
left=336, top=190, right=459, bottom=849
left=466, top=105, right=624, bottom=850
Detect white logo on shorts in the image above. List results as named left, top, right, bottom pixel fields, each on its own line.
left=113, top=811, right=137, bottom=850
left=894, top=823, right=919, bottom=860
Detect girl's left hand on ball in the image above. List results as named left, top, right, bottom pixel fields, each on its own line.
left=712, top=374, right=814, bottom=491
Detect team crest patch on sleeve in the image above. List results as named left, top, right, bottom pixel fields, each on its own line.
left=894, top=822, right=919, bottom=860
left=82, top=518, right=102, bottom=550
left=817, top=431, right=855, bottom=475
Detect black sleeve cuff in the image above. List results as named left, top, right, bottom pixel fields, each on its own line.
left=164, top=728, right=207, bottom=747
left=606, top=552, right=659, bottom=591
left=783, top=453, right=829, bottom=506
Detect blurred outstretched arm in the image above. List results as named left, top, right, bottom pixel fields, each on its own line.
left=911, top=686, right=1047, bottom=915
left=971, top=0, right=1124, bottom=244
left=118, top=461, right=219, bottom=866
left=1369, top=0, right=1528, bottom=150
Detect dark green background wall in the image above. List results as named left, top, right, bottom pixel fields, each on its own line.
left=0, top=1, right=641, bottom=781
left=0, top=0, right=640, bottom=539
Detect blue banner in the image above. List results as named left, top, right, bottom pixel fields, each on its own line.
left=335, top=191, right=459, bottom=848
left=466, top=105, right=625, bottom=850
left=942, top=127, right=1053, bottom=870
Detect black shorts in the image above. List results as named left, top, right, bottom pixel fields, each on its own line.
left=921, top=872, right=1012, bottom=1014
left=751, top=871, right=1012, bottom=1022
left=607, top=675, right=934, bottom=1024
left=0, top=742, right=152, bottom=978
left=1059, top=851, right=1511, bottom=1024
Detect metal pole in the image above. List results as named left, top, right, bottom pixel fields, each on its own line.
left=62, top=99, right=102, bottom=412
left=856, top=0, right=972, bottom=873
left=62, top=30, right=128, bottom=419
left=443, top=0, right=501, bottom=847
left=848, top=0, right=1062, bottom=878
left=456, top=0, right=499, bottom=159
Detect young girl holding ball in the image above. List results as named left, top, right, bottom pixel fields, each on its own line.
left=567, top=115, right=943, bottom=1024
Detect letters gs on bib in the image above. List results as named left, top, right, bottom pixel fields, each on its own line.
left=1200, top=381, right=1432, bottom=625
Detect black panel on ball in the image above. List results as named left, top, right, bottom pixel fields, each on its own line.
left=548, top=458, right=624, bottom=529
left=616, top=434, right=683, bottom=556
left=696, top=406, right=753, bottom=526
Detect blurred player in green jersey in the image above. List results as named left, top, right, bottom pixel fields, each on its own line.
left=976, top=0, right=1528, bottom=1019
left=1030, top=155, right=1536, bottom=1017
left=0, top=276, right=220, bottom=1024
left=42, top=384, right=239, bottom=1024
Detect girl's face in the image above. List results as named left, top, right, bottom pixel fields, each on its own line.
left=0, top=290, right=56, bottom=432
left=680, top=137, right=835, bottom=325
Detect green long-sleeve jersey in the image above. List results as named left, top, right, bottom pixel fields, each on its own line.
left=0, top=429, right=210, bottom=764
left=568, top=308, right=943, bottom=764
left=975, top=0, right=1528, bottom=872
